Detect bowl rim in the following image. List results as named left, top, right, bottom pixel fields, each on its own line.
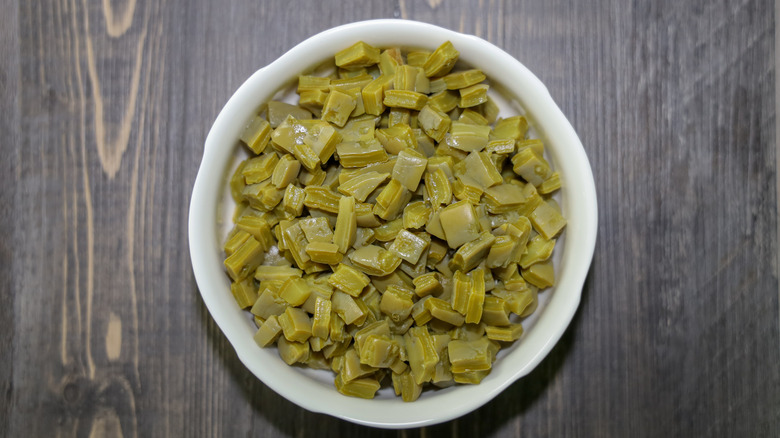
left=189, top=18, right=598, bottom=429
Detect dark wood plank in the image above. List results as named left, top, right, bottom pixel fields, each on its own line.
left=3, top=0, right=779, bottom=437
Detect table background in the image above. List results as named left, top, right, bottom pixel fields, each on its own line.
left=2, top=0, right=778, bottom=436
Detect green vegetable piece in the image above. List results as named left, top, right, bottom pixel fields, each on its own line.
left=305, top=241, right=343, bottom=264
left=253, top=315, right=283, bottom=347
left=516, top=138, right=545, bottom=156
left=394, top=64, right=428, bottom=93
left=354, top=319, right=392, bottom=352
left=360, top=335, right=400, bottom=368
left=529, top=200, right=567, bottom=240
left=337, top=114, right=376, bottom=143
left=458, top=108, right=489, bottom=125
left=450, top=231, right=496, bottom=272
left=242, top=153, right=279, bottom=184
left=442, top=69, right=486, bottom=90
left=298, top=166, right=327, bottom=187
left=522, top=260, right=555, bottom=289
left=388, top=107, right=411, bottom=127
left=335, top=41, right=381, bottom=70
left=321, top=89, right=357, bottom=127
left=451, top=270, right=471, bottom=315
left=426, top=239, right=448, bottom=268
left=271, top=115, right=307, bottom=154
left=303, top=121, right=343, bottom=163
left=477, top=96, right=500, bottom=124
left=362, top=75, right=394, bottom=115
left=298, top=90, right=329, bottom=115
left=224, top=236, right=265, bottom=281
left=375, top=124, right=417, bottom=155
left=481, top=296, right=511, bottom=326
left=448, top=336, right=497, bottom=373
left=353, top=227, right=376, bottom=249
left=334, top=195, right=357, bottom=253
left=383, top=90, right=428, bottom=111
left=404, top=326, right=439, bottom=384
left=511, top=148, right=552, bottom=186
left=292, top=142, right=321, bottom=171
left=428, top=77, right=447, bottom=94
left=235, top=215, right=274, bottom=251
left=406, top=50, right=431, bottom=67
left=297, top=75, right=330, bottom=93
left=483, top=182, right=542, bottom=215
left=240, top=116, right=272, bottom=154
left=492, top=115, right=528, bottom=140
left=446, top=122, right=490, bottom=152
left=425, top=297, right=465, bottom=326
left=268, top=101, right=312, bottom=128
left=424, top=168, right=453, bottom=206
left=278, top=306, right=312, bottom=343
left=453, top=369, right=491, bottom=384
left=251, top=288, right=288, bottom=319
left=374, top=217, right=405, bottom=241
left=224, top=229, right=251, bottom=256
left=486, top=138, right=515, bottom=155
left=336, top=140, right=389, bottom=168
left=403, top=201, right=432, bottom=230
left=423, top=41, right=459, bottom=77
left=464, top=151, right=502, bottom=188
left=465, top=268, right=486, bottom=324
left=388, top=229, right=430, bottom=264
left=229, top=161, right=248, bottom=202
left=338, top=171, right=390, bottom=202
left=303, top=186, right=341, bottom=213
left=254, top=265, right=302, bottom=282
left=392, top=149, right=428, bottom=191
left=355, top=202, right=382, bottom=228
left=335, top=374, right=381, bottom=399
left=459, top=84, right=489, bottom=108
left=485, top=323, right=524, bottom=342
left=519, top=235, right=555, bottom=268
left=439, top=200, right=480, bottom=248
left=279, top=277, right=311, bottom=306
left=417, top=105, right=451, bottom=143
left=271, top=154, right=301, bottom=188
left=427, top=90, right=459, bottom=113
left=392, top=369, right=423, bottom=402
left=230, top=276, right=257, bottom=309
left=373, top=179, right=411, bottom=220
left=298, top=216, right=334, bottom=243
left=486, top=235, right=514, bottom=269
left=348, top=245, right=403, bottom=276
left=412, top=272, right=442, bottom=297
left=277, top=337, right=310, bottom=365
left=283, top=185, right=305, bottom=216
left=280, top=221, right=313, bottom=270
left=332, top=290, right=366, bottom=325
left=538, top=172, right=561, bottom=195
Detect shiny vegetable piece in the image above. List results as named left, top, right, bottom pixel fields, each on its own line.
left=492, top=115, right=528, bottom=140
left=298, top=166, right=327, bottom=186
left=394, top=65, right=421, bottom=91
left=354, top=319, right=392, bottom=352
left=516, top=138, right=545, bottom=156
left=282, top=185, right=304, bottom=216
left=439, top=200, right=480, bottom=248
left=483, top=183, right=542, bottom=215
left=405, top=326, right=439, bottom=384
left=303, top=186, right=341, bottom=213
left=240, top=116, right=272, bottom=154
left=235, top=215, right=274, bottom=250
left=303, top=121, right=342, bottom=163
left=443, top=69, right=486, bottom=90
left=271, top=115, right=307, bottom=154
left=380, top=285, right=414, bottom=323
left=362, top=75, right=394, bottom=115
left=336, top=140, right=388, bottom=168
left=392, top=369, right=423, bottom=402
left=486, top=138, right=515, bottom=155
left=373, top=179, right=410, bottom=220
left=229, top=161, right=248, bottom=202
left=305, top=241, right=343, bottom=264
left=312, top=297, right=332, bottom=339
left=297, top=75, right=330, bottom=93
left=412, top=272, right=442, bottom=297
left=459, top=108, right=489, bottom=125
left=426, top=239, right=448, bottom=268
left=338, top=114, right=376, bottom=143
left=424, top=208, right=446, bottom=240
left=292, top=142, right=321, bottom=171
left=383, top=90, right=428, bottom=111
left=406, top=50, right=430, bottom=67
left=486, top=235, right=514, bottom=269
left=465, top=268, right=486, bottom=324
left=481, top=296, right=511, bottom=326
left=298, top=216, right=333, bottom=243
left=281, top=222, right=313, bottom=270
left=348, top=245, right=402, bottom=276
left=392, top=149, right=428, bottom=191
left=453, top=369, right=491, bottom=384
left=224, top=229, right=251, bottom=256
left=254, top=266, right=302, bottom=283
left=529, top=200, right=567, bottom=240
left=425, top=297, right=465, bottom=326
left=251, top=288, right=288, bottom=319
left=321, top=89, right=357, bottom=127
left=388, top=107, right=411, bottom=127
left=374, top=218, right=404, bottom=241
left=279, top=306, right=312, bottom=343
left=331, top=290, right=366, bottom=325
left=335, top=374, right=380, bottom=399
left=271, top=154, right=301, bottom=188
left=538, top=172, right=561, bottom=194
left=230, top=277, right=257, bottom=309
left=334, top=195, right=357, bottom=253
left=334, top=41, right=380, bottom=70
left=485, top=323, right=524, bottom=342
left=512, top=148, right=552, bottom=186
left=379, top=48, right=402, bottom=75
left=360, top=335, right=400, bottom=368
left=451, top=231, right=496, bottom=272
left=519, top=235, right=555, bottom=268
left=417, top=105, right=451, bottom=143
left=279, top=277, right=311, bottom=307
left=522, top=260, right=555, bottom=289
left=268, top=101, right=312, bottom=128
left=427, top=90, right=459, bottom=113
left=446, top=122, right=490, bottom=152
left=355, top=202, right=382, bottom=228
left=424, top=168, right=453, bottom=206
left=388, top=229, right=430, bottom=264
left=242, top=153, right=279, bottom=184
left=277, top=337, right=310, bottom=365
left=299, top=90, right=328, bottom=115
left=423, top=41, right=459, bottom=77
left=376, top=124, right=417, bottom=154
left=464, top=151, right=502, bottom=188
left=224, top=236, right=265, bottom=281
left=448, top=336, right=496, bottom=373
left=403, top=201, right=432, bottom=229
left=338, top=171, right=389, bottom=202
left=451, top=270, right=471, bottom=315
left=459, top=84, right=489, bottom=108
left=254, top=315, right=283, bottom=347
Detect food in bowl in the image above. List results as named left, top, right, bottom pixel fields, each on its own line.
left=222, top=40, right=566, bottom=401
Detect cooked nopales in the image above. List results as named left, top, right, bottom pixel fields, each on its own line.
left=224, top=40, right=566, bottom=401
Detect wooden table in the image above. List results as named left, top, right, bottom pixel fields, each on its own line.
left=2, top=1, right=778, bottom=436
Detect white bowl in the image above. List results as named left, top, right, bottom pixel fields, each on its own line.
left=189, top=19, right=597, bottom=429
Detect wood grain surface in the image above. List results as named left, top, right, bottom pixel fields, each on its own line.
left=1, top=0, right=778, bottom=436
